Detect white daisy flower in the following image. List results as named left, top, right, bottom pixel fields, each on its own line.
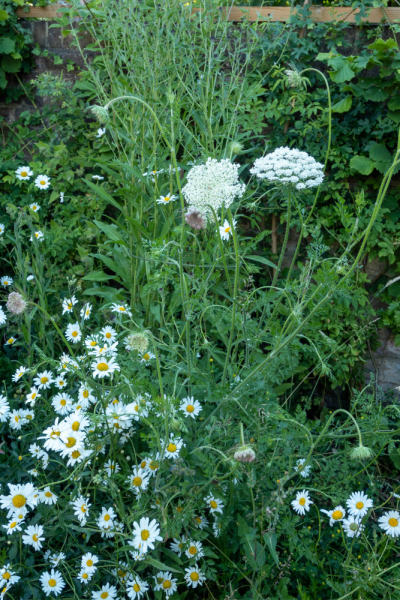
left=194, top=515, right=209, bottom=529
left=342, top=515, right=364, bottom=538
left=184, top=564, right=206, bottom=588
left=112, top=303, right=132, bottom=317
left=219, top=218, right=236, bottom=241
left=28, top=468, right=39, bottom=477
left=30, top=231, right=44, bottom=241
left=35, top=175, right=51, bottom=190
left=179, top=396, right=202, bottom=418
left=0, top=223, right=4, bottom=235
left=92, top=583, right=117, bottom=600
left=39, top=419, right=63, bottom=451
left=29, top=443, right=42, bottom=457
left=38, top=487, right=58, bottom=505
left=153, top=571, right=177, bottom=596
left=127, top=467, right=150, bottom=495
left=29, top=202, right=40, bottom=212
left=0, top=276, right=13, bottom=288
left=22, top=524, right=45, bottom=550
left=378, top=510, right=400, bottom=537
left=65, top=447, right=91, bottom=467
left=81, top=552, right=98, bottom=572
left=129, top=549, right=146, bottom=561
left=170, top=535, right=187, bottom=557
left=100, top=325, right=117, bottom=342
left=96, top=127, right=106, bottom=137
left=60, top=410, right=90, bottom=435
left=156, top=194, right=177, bottom=204
left=92, top=175, right=104, bottom=181
left=5, top=336, right=16, bottom=345
left=140, top=351, right=155, bottom=366
left=295, top=459, right=312, bottom=478
left=115, top=561, right=131, bottom=584
left=9, top=409, right=26, bottom=431
left=39, top=569, right=65, bottom=596
left=77, top=569, right=93, bottom=584
left=71, top=495, right=91, bottom=523
left=291, top=490, right=312, bottom=515
left=1, top=563, right=20, bottom=585
left=126, top=576, right=149, bottom=599
left=33, top=370, right=53, bottom=390
left=346, top=491, right=373, bottom=519
left=0, top=306, right=7, bottom=326
left=97, top=506, right=116, bottom=529
left=212, top=521, right=222, bottom=537
left=78, top=385, right=96, bottom=408
left=12, top=366, right=28, bottom=382
left=54, top=375, right=67, bottom=390
left=65, top=322, right=82, bottom=343
left=204, top=493, right=224, bottom=514
left=50, top=552, right=66, bottom=566
left=0, top=483, right=37, bottom=517
left=62, top=296, right=77, bottom=314
left=80, top=303, right=92, bottom=320
left=59, top=431, right=87, bottom=458
left=15, top=166, right=33, bottom=180
left=131, top=517, right=162, bottom=554
left=321, top=506, right=346, bottom=526
left=27, top=274, right=35, bottom=281
left=2, top=515, right=25, bottom=535
left=164, top=436, right=184, bottom=459
left=59, top=192, right=64, bottom=203
left=0, top=395, right=10, bottom=422
left=145, top=454, right=160, bottom=476
left=185, top=540, right=204, bottom=560
left=91, top=356, right=120, bottom=378
left=104, top=460, right=120, bottom=477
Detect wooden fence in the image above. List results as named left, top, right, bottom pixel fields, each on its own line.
left=15, top=3, right=400, bottom=23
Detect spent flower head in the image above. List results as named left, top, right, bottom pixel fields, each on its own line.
left=7, top=292, right=27, bottom=315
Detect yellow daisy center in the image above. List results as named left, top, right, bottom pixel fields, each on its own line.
left=210, top=500, right=218, bottom=509
left=186, top=405, right=195, bottom=413
left=190, top=572, right=199, bottom=581
left=189, top=546, right=197, bottom=555
left=71, top=421, right=80, bottom=431
left=90, top=341, right=97, bottom=347
left=150, top=461, right=159, bottom=470
left=48, top=578, right=56, bottom=587
left=141, top=460, right=146, bottom=468
left=299, top=498, right=306, bottom=506
left=163, top=581, right=171, bottom=589
left=40, top=180, right=46, bottom=186
left=87, top=559, right=93, bottom=567
left=141, top=529, right=150, bottom=540
left=332, top=510, right=343, bottom=520
left=32, top=534, right=39, bottom=542
left=225, top=226, right=231, bottom=233
left=133, top=477, right=142, bottom=487
left=21, top=171, right=27, bottom=177
left=3, top=572, right=11, bottom=580
left=45, top=491, right=52, bottom=498
left=133, top=583, right=140, bottom=592
left=10, top=521, right=17, bottom=529
left=72, top=331, right=78, bottom=337
left=104, top=514, right=111, bottom=522
left=105, top=332, right=112, bottom=338
left=7, top=339, right=13, bottom=344
left=71, top=450, right=81, bottom=459
left=356, top=501, right=364, bottom=509
left=12, top=495, right=26, bottom=508
left=119, top=307, right=126, bottom=312
left=177, top=506, right=182, bottom=513
left=389, top=517, right=398, bottom=527
left=101, top=593, right=109, bottom=599
left=41, top=376, right=49, bottom=384
left=167, top=443, right=177, bottom=453
left=60, top=399, right=66, bottom=406
left=82, top=573, right=88, bottom=579
left=143, top=353, right=150, bottom=361
left=97, top=362, right=109, bottom=371
left=83, top=390, right=89, bottom=398
left=65, top=437, right=76, bottom=448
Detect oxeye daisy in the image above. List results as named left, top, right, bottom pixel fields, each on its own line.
left=170, top=535, right=187, bottom=557
left=29, top=202, right=40, bottom=212
left=38, top=486, right=58, bottom=505
left=0, top=395, right=10, bottom=422
left=346, top=491, right=373, bottom=518
left=1, top=563, right=20, bottom=585
left=104, top=460, right=121, bottom=477
left=78, top=384, right=96, bottom=406
left=39, top=569, right=65, bottom=596
left=34, top=174, right=51, bottom=190
left=0, top=483, right=38, bottom=517
left=30, top=230, right=44, bottom=242
left=15, top=166, right=33, bottom=180
left=219, top=218, right=236, bottom=241
left=291, top=490, right=312, bottom=515
left=50, top=552, right=66, bottom=567
left=80, top=303, right=92, bottom=320
left=342, top=515, right=364, bottom=538
left=111, top=303, right=132, bottom=317
left=0, top=305, right=7, bottom=326
left=131, top=517, right=162, bottom=554
left=92, top=583, right=117, bottom=600
left=164, top=435, right=184, bottom=459
left=77, top=569, right=93, bottom=584
left=71, top=495, right=91, bottom=523
left=9, top=409, right=26, bottom=430
left=81, top=552, right=99, bottom=572
left=62, top=296, right=77, bottom=314
left=97, top=506, right=116, bottom=529
left=204, top=493, right=224, bottom=514
left=0, top=223, right=4, bottom=235
left=129, top=549, right=146, bottom=561
left=22, top=524, right=45, bottom=550
left=33, top=370, right=54, bottom=390
left=179, top=396, right=202, bottom=418
left=92, top=174, right=104, bottom=181
left=5, top=337, right=16, bottom=345
left=156, top=194, right=177, bottom=204
left=321, top=505, right=346, bottom=526
left=213, top=521, right=222, bottom=537
left=115, top=561, right=131, bottom=584
left=39, top=419, right=63, bottom=451
left=184, top=564, right=206, bottom=588
left=2, top=515, right=24, bottom=535
left=54, top=375, right=67, bottom=389
left=126, top=576, right=149, bottom=599
left=65, top=322, right=82, bottom=343
left=12, top=366, right=28, bottom=382
left=91, top=356, right=120, bottom=378
left=0, top=276, right=13, bottom=288
left=61, top=410, right=90, bottom=434
left=126, top=467, right=150, bottom=495
left=378, top=510, right=400, bottom=537
left=145, top=454, right=160, bottom=476
left=26, top=388, right=39, bottom=407
left=185, top=540, right=204, bottom=560
left=154, top=571, right=177, bottom=596
left=100, top=325, right=117, bottom=342
left=294, top=458, right=312, bottom=478
left=140, top=351, right=155, bottom=365
left=194, top=515, right=209, bottom=529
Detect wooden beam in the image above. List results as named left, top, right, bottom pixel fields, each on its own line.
left=17, top=3, right=400, bottom=23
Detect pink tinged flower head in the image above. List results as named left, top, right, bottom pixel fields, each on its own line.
left=7, top=292, right=27, bottom=315
left=185, top=210, right=207, bottom=230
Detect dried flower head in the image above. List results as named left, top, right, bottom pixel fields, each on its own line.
left=185, top=210, right=206, bottom=230
left=350, top=445, right=373, bottom=461
left=183, top=158, right=245, bottom=216
left=124, top=333, right=149, bottom=354
left=234, top=445, right=256, bottom=463
left=90, top=105, right=109, bottom=124
left=250, top=147, right=324, bottom=191
left=285, top=69, right=305, bottom=89
left=229, top=141, right=244, bottom=156
left=7, top=292, right=27, bottom=315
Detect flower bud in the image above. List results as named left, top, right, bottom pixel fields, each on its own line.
left=350, top=445, right=373, bottom=460
left=90, top=105, right=109, bottom=124
left=234, top=445, right=256, bottom=463
left=125, top=333, right=149, bottom=354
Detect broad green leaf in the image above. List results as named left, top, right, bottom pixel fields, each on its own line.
left=0, top=10, right=9, bottom=20
left=82, top=271, right=115, bottom=282
left=145, top=557, right=182, bottom=574
left=389, top=448, right=400, bottom=470
left=349, top=155, right=375, bottom=175
left=327, top=56, right=355, bottom=83
left=94, top=220, right=124, bottom=243
left=83, top=179, right=123, bottom=212
left=83, top=286, right=122, bottom=299
left=1, top=56, right=21, bottom=73
left=263, top=532, right=279, bottom=566
left=388, top=110, right=400, bottom=125
left=0, top=38, right=15, bottom=54
left=369, top=144, right=391, bottom=163
left=332, top=96, right=352, bottom=113
left=363, top=87, right=388, bottom=102
left=246, top=254, right=277, bottom=269
left=368, top=38, right=397, bottom=52
left=388, top=96, right=400, bottom=111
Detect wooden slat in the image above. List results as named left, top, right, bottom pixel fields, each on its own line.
left=16, top=3, right=400, bottom=23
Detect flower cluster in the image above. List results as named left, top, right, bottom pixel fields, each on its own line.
left=250, top=147, right=324, bottom=190
left=182, top=158, right=245, bottom=216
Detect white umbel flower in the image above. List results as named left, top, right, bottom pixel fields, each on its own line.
left=219, top=219, right=236, bottom=241
left=321, top=505, right=346, bottom=526
left=35, top=175, right=51, bottom=190
left=65, top=322, right=82, bottom=343
left=126, top=576, right=149, bottom=599
left=378, top=511, right=400, bottom=537
left=342, top=515, right=364, bottom=538
left=40, top=569, right=65, bottom=596
left=251, top=147, right=324, bottom=190
left=184, top=564, right=206, bottom=588
left=22, top=524, right=45, bottom=550
left=291, top=490, right=312, bottom=515
left=16, top=166, right=33, bottom=180
left=346, top=491, right=373, bottom=518
left=131, top=517, right=162, bottom=554
left=180, top=397, right=202, bottom=418
left=183, top=158, right=245, bottom=216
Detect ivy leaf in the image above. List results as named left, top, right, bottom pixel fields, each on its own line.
left=349, top=155, right=375, bottom=175
left=332, top=96, right=352, bottom=113
left=0, top=38, right=15, bottom=54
